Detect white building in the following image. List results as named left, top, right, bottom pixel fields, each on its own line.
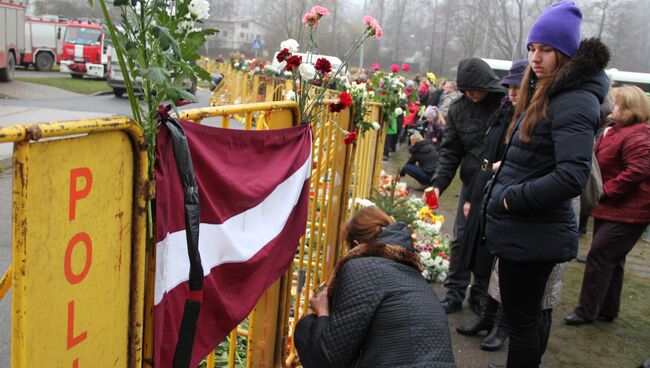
left=204, top=18, right=268, bottom=57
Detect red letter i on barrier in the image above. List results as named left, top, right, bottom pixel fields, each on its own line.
left=67, top=300, right=87, bottom=350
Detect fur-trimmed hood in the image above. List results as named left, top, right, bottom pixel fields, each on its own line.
left=327, top=243, right=422, bottom=305
left=549, top=37, right=610, bottom=102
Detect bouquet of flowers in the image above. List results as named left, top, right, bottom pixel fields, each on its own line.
left=420, top=251, right=450, bottom=283
left=412, top=206, right=450, bottom=282
left=339, top=81, right=380, bottom=134
left=270, top=5, right=382, bottom=142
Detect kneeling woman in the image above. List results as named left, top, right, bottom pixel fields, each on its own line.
left=294, top=206, right=456, bottom=368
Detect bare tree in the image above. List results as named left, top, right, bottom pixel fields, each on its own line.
left=452, top=0, right=489, bottom=57
left=487, top=0, right=527, bottom=60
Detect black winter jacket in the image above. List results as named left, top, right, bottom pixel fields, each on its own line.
left=407, top=140, right=439, bottom=175
left=485, top=39, right=610, bottom=263
left=432, top=58, right=504, bottom=193
left=458, top=98, right=513, bottom=272
left=302, top=223, right=456, bottom=367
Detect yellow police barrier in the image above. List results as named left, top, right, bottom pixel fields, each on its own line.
left=172, top=101, right=363, bottom=368
left=0, top=117, right=148, bottom=368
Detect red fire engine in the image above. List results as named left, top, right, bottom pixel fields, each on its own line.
left=59, top=21, right=109, bottom=79
left=21, top=16, right=68, bottom=71
left=0, top=1, right=25, bottom=82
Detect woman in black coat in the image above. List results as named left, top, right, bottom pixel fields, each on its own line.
left=294, top=206, right=455, bottom=368
left=484, top=1, right=610, bottom=366
left=455, top=60, right=528, bottom=350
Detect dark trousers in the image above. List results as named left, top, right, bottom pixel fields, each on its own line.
left=575, top=219, right=647, bottom=320
left=499, top=258, right=554, bottom=368
left=383, top=134, right=398, bottom=156
left=444, top=184, right=488, bottom=304
left=402, top=164, right=431, bottom=186
left=294, top=314, right=327, bottom=368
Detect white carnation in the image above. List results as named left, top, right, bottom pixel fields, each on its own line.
left=284, top=90, right=296, bottom=101
left=299, top=62, right=316, bottom=81
left=371, top=121, right=380, bottom=130
left=188, top=0, right=210, bottom=20
left=280, top=39, right=300, bottom=53
left=354, top=198, right=376, bottom=208
left=395, top=107, right=404, bottom=116
left=422, top=269, right=431, bottom=281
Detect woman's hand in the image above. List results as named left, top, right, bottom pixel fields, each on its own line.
left=492, top=161, right=502, bottom=173
left=503, top=198, right=509, bottom=210
left=309, top=289, right=330, bottom=316
left=463, top=201, right=471, bottom=218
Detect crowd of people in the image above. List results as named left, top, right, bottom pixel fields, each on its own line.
left=293, top=1, right=649, bottom=367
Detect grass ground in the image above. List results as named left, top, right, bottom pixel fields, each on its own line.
left=15, top=76, right=111, bottom=95
left=384, top=142, right=650, bottom=368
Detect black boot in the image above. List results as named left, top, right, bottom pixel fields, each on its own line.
left=481, top=304, right=508, bottom=351
left=456, top=297, right=497, bottom=336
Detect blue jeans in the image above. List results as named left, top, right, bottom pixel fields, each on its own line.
left=402, top=164, right=431, bottom=186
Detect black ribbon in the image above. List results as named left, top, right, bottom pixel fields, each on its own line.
left=162, top=117, right=203, bottom=368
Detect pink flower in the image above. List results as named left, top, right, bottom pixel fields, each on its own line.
left=302, top=12, right=319, bottom=27
left=402, top=63, right=411, bottom=72
left=370, top=62, right=380, bottom=71
left=311, top=5, right=329, bottom=17
left=363, top=15, right=382, bottom=40
left=390, top=64, right=400, bottom=73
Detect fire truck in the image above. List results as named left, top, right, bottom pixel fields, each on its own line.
left=59, top=21, right=109, bottom=79
left=21, top=15, right=67, bottom=71
left=0, top=1, right=25, bottom=82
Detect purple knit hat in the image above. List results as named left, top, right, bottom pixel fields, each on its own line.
left=501, top=60, right=528, bottom=87
left=527, top=0, right=582, bottom=57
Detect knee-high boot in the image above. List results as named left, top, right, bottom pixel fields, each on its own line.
left=481, top=303, right=508, bottom=351
left=456, top=296, right=498, bottom=336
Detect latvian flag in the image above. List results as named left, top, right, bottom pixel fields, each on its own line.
left=154, top=120, right=312, bottom=368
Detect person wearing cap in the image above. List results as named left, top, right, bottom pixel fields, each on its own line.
left=430, top=58, right=505, bottom=315
left=294, top=206, right=455, bottom=368
left=483, top=1, right=610, bottom=367
left=454, top=59, right=528, bottom=352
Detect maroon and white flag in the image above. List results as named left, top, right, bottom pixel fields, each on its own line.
left=154, top=121, right=312, bottom=368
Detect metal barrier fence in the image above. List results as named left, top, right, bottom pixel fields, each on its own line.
left=0, top=101, right=384, bottom=368
left=0, top=117, right=148, bottom=368
left=175, top=100, right=381, bottom=367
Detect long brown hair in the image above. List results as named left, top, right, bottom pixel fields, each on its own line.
left=507, top=50, right=569, bottom=143
left=342, top=206, right=393, bottom=249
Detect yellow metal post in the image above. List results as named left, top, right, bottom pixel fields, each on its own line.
left=2, top=118, right=147, bottom=368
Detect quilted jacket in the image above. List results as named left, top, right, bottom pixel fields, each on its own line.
left=304, top=247, right=456, bottom=367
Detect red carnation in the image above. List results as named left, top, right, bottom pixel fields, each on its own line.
left=338, top=91, right=353, bottom=107
left=285, top=55, right=302, bottom=71
left=390, top=64, right=400, bottom=73
left=315, top=58, right=332, bottom=74
left=344, top=131, right=358, bottom=145
left=402, top=63, right=411, bottom=71
left=328, top=102, right=345, bottom=113
left=276, top=48, right=291, bottom=62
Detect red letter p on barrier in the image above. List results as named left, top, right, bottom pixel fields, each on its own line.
left=69, top=168, right=92, bottom=221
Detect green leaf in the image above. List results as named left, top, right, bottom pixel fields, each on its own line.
left=87, top=0, right=94, bottom=6
left=194, top=66, right=211, bottom=82
left=141, top=67, right=170, bottom=86
left=153, top=25, right=180, bottom=55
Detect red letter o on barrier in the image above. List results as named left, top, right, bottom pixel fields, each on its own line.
left=64, top=232, right=93, bottom=285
